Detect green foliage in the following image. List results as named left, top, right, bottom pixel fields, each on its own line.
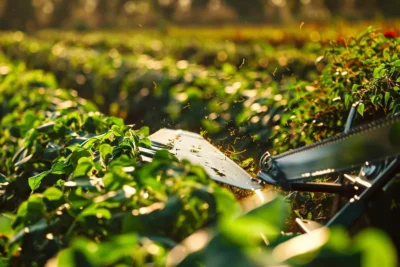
left=0, top=31, right=321, bottom=160
left=272, top=28, right=400, bottom=153
left=0, top=58, right=243, bottom=266
left=0, top=26, right=399, bottom=266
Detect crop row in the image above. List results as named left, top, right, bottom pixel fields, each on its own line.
left=0, top=33, right=324, bottom=160
left=0, top=53, right=235, bottom=265
left=1, top=28, right=399, bottom=157
left=34, top=21, right=400, bottom=60
left=33, top=28, right=325, bottom=66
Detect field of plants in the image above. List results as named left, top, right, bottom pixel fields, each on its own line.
left=0, top=22, right=400, bottom=266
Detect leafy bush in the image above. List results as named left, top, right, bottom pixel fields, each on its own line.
left=271, top=27, right=400, bottom=154
left=0, top=57, right=239, bottom=265
left=267, top=28, right=400, bottom=226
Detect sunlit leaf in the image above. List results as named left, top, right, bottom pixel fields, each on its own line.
left=28, top=171, right=49, bottom=191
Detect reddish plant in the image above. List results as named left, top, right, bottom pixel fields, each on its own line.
left=384, top=31, right=397, bottom=39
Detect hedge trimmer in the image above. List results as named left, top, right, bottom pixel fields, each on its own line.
left=140, top=103, right=400, bottom=238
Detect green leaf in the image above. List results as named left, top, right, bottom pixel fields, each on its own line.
left=111, top=125, right=123, bottom=136
left=324, top=227, right=351, bottom=251
left=139, top=137, right=151, bottom=147
left=220, top=195, right=289, bottom=246
left=354, top=229, right=397, bottom=267
left=103, top=171, right=133, bottom=191
left=389, top=100, right=395, bottom=110
left=137, top=126, right=150, bottom=137
left=351, top=84, right=360, bottom=92
left=0, top=214, right=13, bottom=237
left=371, top=95, right=377, bottom=105
left=28, top=171, right=49, bottom=191
left=357, top=103, right=365, bottom=116
left=51, top=161, right=67, bottom=174
left=57, top=235, right=141, bottom=266
left=54, top=248, right=81, bottom=267
left=213, top=186, right=242, bottom=221
left=383, top=49, right=391, bottom=61
left=107, top=116, right=124, bottom=127
left=80, top=137, right=98, bottom=149
left=14, top=195, right=46, bottom=229
left=384, top=92, right=391, bottom=106
left=43, top=187, right=63, bottom=201
left=245, top=195, right=289, bottom=232
left=220, top=215, right=278, bottom=246
left=99, top=144, right=113, bottom=160
left=373, top=64, right=386, bottom=79
left=153, top=149, right=178, bottom=162
left=73, top=157, right=93, bottom=178
left=356, top=26, right=372, bottom=40
left=78, top=206, right=112, bottom=221
left=201, top=119, right=221, bottom=134
left=344, top=94, right=351, bottom=109
left=70, top=148, right=92, bottom=167
left=392, top=59, right=400, bottom=67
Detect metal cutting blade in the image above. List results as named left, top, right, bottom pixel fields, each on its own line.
left=259, top=117, right=400, bottom=184
left=139, top=129, right=262, bottom=190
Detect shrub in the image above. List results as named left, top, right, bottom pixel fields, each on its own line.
left=271, top=27, right=400, bottom=154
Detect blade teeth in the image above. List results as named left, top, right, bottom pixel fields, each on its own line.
left=273, top=115, right=400, bottom=161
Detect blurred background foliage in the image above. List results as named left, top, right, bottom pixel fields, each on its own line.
left=0, top=0, right=399, bottom=31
